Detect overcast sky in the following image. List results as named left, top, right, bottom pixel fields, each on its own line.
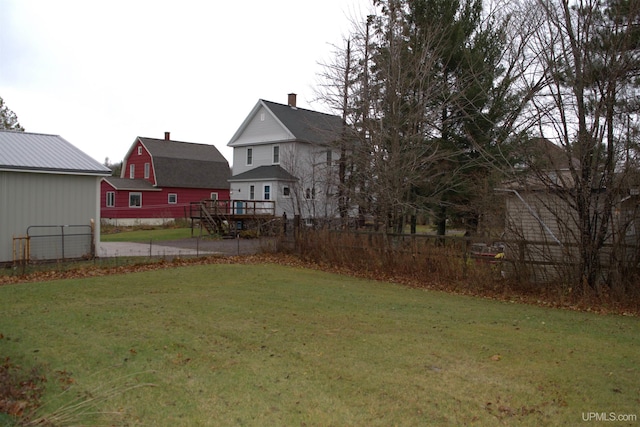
left=0, top=0, right=371, bottom=166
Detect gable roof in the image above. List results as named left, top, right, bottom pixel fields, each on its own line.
left=519, top=138, right=578, bottom=171
left=0, top=130, right=111, bottom=176
left=228, top=165, right=297, bottom=182
left=499, top=138, right=579, bottom=191
left=135, top=137, right=230, bottom=189
left=228, top=99, right=344, bottom=147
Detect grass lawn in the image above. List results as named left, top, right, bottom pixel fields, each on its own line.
left=100, top=227, right=194, bottom=242
left=1, top=264, right=638, bottom=426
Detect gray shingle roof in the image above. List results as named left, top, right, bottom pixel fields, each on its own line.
left=137, top=137, right=230, bottom=189
left=0, top=130, right=111, bottom=175
left=229, top=165, right=297, bottom=182
left=102, top=177, right=160, bottom=191
left=262, top=100, right=343, bottom=145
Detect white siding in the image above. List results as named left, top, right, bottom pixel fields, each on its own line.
left=228, top=101, right=345, bottom=221
left=0, top=171, right=101, bottom=263
left=231, top=106, right=292, bottom=146
left=233, top=143, right=287, bottom=176
left=230, top=142, right=342, bottom=220
left=230, top=180, right=286, bottom=217
left=504, top=192, right=580, bottom=282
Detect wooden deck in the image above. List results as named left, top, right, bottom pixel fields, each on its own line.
left=189, top=199, right=278, bottom=236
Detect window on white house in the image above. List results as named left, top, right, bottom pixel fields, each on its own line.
left=264, top=185, right=271, bottom=200
left=305, top=188, right=316, bottom=199
left=106, top=192, right=115, bottom=207
left=168, top=193, right=177, bottom=204
left=144, top=163, right=150, bottom=179
left=129, top=164, right=135, bottom=179
left=283, top=186, right=290, bottom=197
left=249, top=185, right=255, bottom=200
left=273, top=146, right=280, bottom=164
left=129, top=192, right=142, bottom=207
left=247, top=148, right=253, bottom=165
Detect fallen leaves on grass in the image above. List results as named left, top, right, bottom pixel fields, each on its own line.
left=0, top=357, right=47, bottom=419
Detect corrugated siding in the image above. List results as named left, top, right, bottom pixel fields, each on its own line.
left=0, top=171, right=100, bottom=263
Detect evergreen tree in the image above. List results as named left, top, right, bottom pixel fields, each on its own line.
left=0, top=96, right=24, bottom=131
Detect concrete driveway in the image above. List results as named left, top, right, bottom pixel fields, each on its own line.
left=98, top=237, right=275, bottom=258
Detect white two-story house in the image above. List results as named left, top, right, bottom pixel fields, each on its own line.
left=227, top=94, right=345, bottom=223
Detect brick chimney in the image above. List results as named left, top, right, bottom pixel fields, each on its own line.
left=287, top=93, right=297, bottom=108
left=164, top=132, right=170, bottom=141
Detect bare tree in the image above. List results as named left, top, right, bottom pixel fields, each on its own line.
left=315, top=0, right=528, bottom=238
left=508, top=0, right=640, bottom=292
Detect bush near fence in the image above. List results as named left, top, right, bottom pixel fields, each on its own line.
left=274, top=216, right=640, bottom=301
left=292, top=228, right=640, bottom=311
left=295, top=229, right=504, bottom=289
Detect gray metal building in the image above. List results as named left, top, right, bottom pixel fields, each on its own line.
left=0, top=131, right=111, bottom=263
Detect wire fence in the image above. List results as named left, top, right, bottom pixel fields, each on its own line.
left=26, top=225, right=94, bottom=262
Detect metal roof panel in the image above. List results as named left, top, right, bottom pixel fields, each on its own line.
left=0, top=131, right=111, bottom=175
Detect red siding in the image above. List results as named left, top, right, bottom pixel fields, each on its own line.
left=102, top=138, right=230, bottom=220
left=124, top=140, right=156, bottom=184
left=101, top=180, right=230, bottom=219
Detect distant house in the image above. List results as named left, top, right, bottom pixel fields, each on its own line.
left=498, top=138, right=640, bottom=282
left=227, top=94, right=346, bottom=222
left=0, top=130, right=111, bottom=263
left=101, top=133, right=230, bottom=225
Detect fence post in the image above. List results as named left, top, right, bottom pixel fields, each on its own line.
left=462, top=236, right=471, bottom=279
left=294, top=215, right=300, bottom=250
left=61, top=225, right=65, bottom=261
left=90, top=219, right=96, bottom=259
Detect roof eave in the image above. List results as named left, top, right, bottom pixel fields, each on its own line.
left=227, top=100, right=296, bottom=147
left=0, top=166, right=111, bottom=176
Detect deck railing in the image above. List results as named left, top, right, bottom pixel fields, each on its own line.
left=191, top=199, right=276, bottom=218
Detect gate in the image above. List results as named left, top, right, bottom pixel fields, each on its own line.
left=27, top=225, right=94, bottom=262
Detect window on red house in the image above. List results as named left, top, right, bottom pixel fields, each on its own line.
left=129, top=192, right=142, bottom=207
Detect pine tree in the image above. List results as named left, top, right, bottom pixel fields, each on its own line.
left=0, top=96, right=25, bottom=131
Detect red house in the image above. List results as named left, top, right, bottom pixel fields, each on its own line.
left=101, top=133, right=230, bottom=225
